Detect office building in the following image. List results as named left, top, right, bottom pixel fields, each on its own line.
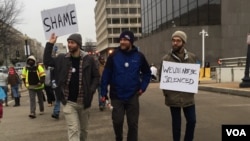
left=94, top=0, right=142, bottom=57
left=136, top=0, right=250, bottom=68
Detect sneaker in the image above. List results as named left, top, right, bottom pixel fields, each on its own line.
left=48, top=104, right=52, bottom=107
left=51, top=114, right=59, bottom=119
left=39, top=111, right=44, bottom=115
left=29, top=113, right=36, bottom=119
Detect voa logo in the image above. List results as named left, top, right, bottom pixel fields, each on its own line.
left=226, top=129, right=246, bottom=136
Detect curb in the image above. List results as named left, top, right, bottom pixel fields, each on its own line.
left=198, top=86, right=250, bottom=97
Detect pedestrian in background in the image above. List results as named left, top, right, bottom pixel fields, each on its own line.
left=43, top=33, right=99, bottom=141
left=0, top=87, right=6, bottom=123
left=8, top=67, right=21, bottom=107
left=160, top=30, right=198, bottom=141
left=101, top=30, right=151, bottom=141
left=21, top=56, right=46, bottom=118
left=44, top=65, right=55, bottom=107
left=97, top=56, right=106, bottom=111
left=0, top=69, right=8, bottom=106
left=150, top=64, right=158, bottom=82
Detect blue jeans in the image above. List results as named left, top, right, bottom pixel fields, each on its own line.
left=170, top=105, right=196, bottom=141
left=53, top=95, right=60, bottom=116
left=11, top=84, right=20, bottom=98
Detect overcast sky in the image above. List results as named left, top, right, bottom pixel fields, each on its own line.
left=15, top=0, right=97, bottom=46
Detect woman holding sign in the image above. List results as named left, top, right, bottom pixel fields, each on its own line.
left=160, top=30, right=199, bottom=141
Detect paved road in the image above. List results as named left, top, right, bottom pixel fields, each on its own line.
left=1, top=83, right=250, bottom=141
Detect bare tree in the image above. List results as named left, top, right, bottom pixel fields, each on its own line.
left=0, top=0, right=23, bottom=65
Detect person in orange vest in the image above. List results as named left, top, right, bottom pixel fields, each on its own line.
left=21, top=55, right=46, bottom=119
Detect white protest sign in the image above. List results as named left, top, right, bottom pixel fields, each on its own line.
left=41, top=4, right=79, bottom=39
left=160, top=61, right=200, bottom=93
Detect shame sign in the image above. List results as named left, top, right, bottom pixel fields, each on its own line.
left=41, top=4, right=79, bottom=39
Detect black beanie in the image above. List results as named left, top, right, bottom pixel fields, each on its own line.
left=119, top=30, right=134, bottom=44
left=67, top=33, right=82, bottom=46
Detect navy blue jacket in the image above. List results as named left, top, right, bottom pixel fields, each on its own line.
left=101, top=46, right=151, bottom=100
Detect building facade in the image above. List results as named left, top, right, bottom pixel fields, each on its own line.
left=94, top=0, right=142, bottom=57
left=136, top=0, right=250, bottom=68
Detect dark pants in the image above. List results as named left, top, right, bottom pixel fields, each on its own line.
left=111, top=95, right=139, bottom=141
left=170, top=105, right=196, bottom=141
left=44, top=86, right=55, bottom=104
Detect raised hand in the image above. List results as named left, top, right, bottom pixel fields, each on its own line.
left=49, top=33, right=58, bottom=44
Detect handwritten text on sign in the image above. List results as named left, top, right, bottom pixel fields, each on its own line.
left=41, top=4, right=79, bottom=39
left=160, top=61, right=200, bottom=93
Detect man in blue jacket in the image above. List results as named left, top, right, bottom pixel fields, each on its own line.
left=101, top=30, right=151, bottom=141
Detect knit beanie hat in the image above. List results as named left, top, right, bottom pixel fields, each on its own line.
left=119, top=30, right=134, bottom=44
left=67, top=33, right=82, bottom=46
left=172, top=30, right=187, bottom=43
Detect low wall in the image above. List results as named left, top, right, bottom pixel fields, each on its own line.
left=215, top=67, right=245, bottom=82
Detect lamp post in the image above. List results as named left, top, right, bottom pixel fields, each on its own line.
left=239, top=34, right=250, bottom=88
left=199, top=29, right=209, bottom=68
left=199, top=29, right=209, bottom=78
left=4, top=44, right=8, bottom=69
left=24, top=34, right=30, bottom=58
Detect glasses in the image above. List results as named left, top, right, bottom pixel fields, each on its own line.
left=172, top=39, right=182, bottom=43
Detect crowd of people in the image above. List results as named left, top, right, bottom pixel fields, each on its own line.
left=0, top=30, right=198, bottom=141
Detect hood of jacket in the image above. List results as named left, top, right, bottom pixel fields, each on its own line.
left=26, top=55, right=37, bottom=67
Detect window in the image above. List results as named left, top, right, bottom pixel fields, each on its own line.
left=111, top=0, right=119, bottom=4
left=130, top=28, right=138, bottom=33
left=107, top=18, right=112, bottom=24
left=189, top=0, right=198, bottom=25
left=162, top=0, right=167, bottom=24
left=121, top=18, right=129, bottom=24
left=173, top=0, right=180, bottom=18
left=108, top=38, right=112, bottom=44
left=112, top=8, right=119, bottom=14
left=130, top=8, right=137, bottom=14
left=130, top=18, right=137, bottom=24
left=114, top=38, right=120, bottom=43
left=167, top=0, right=173, bottom=21
left=106, top=8, right=111, bottom=14
left=156, top=0, right=162, bottom=28
left=113, top=28, right=120, bottom=34
left=152, top=1, right=157, bottom=31
left=129, top=0, right=137, bottom=4
left=108, top=28, right=112, bottom=34
left=122, top=28, right=129, bottom=32
left=198, top=0, right=209, bottom=25
left=121, top=8, right=128, bottom=14
left=120, top=0, right=128, bottom=4
left=180, top=0, right=188, bottom=25
left=112, top=18, right=120, bottom=24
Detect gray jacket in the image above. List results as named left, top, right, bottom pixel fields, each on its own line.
left=160, top=49, right=198, bottom=107
left=43, top=42, right=100, bottom=108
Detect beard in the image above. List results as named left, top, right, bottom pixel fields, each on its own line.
left=68, top=46, right=78, bottom=54
left=120, top=44, right=131, bottom=52
left=172, top=44, right=183, bottom=53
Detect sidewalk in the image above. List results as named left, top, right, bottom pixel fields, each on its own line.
left=198, top=80, right=250, bottom=97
